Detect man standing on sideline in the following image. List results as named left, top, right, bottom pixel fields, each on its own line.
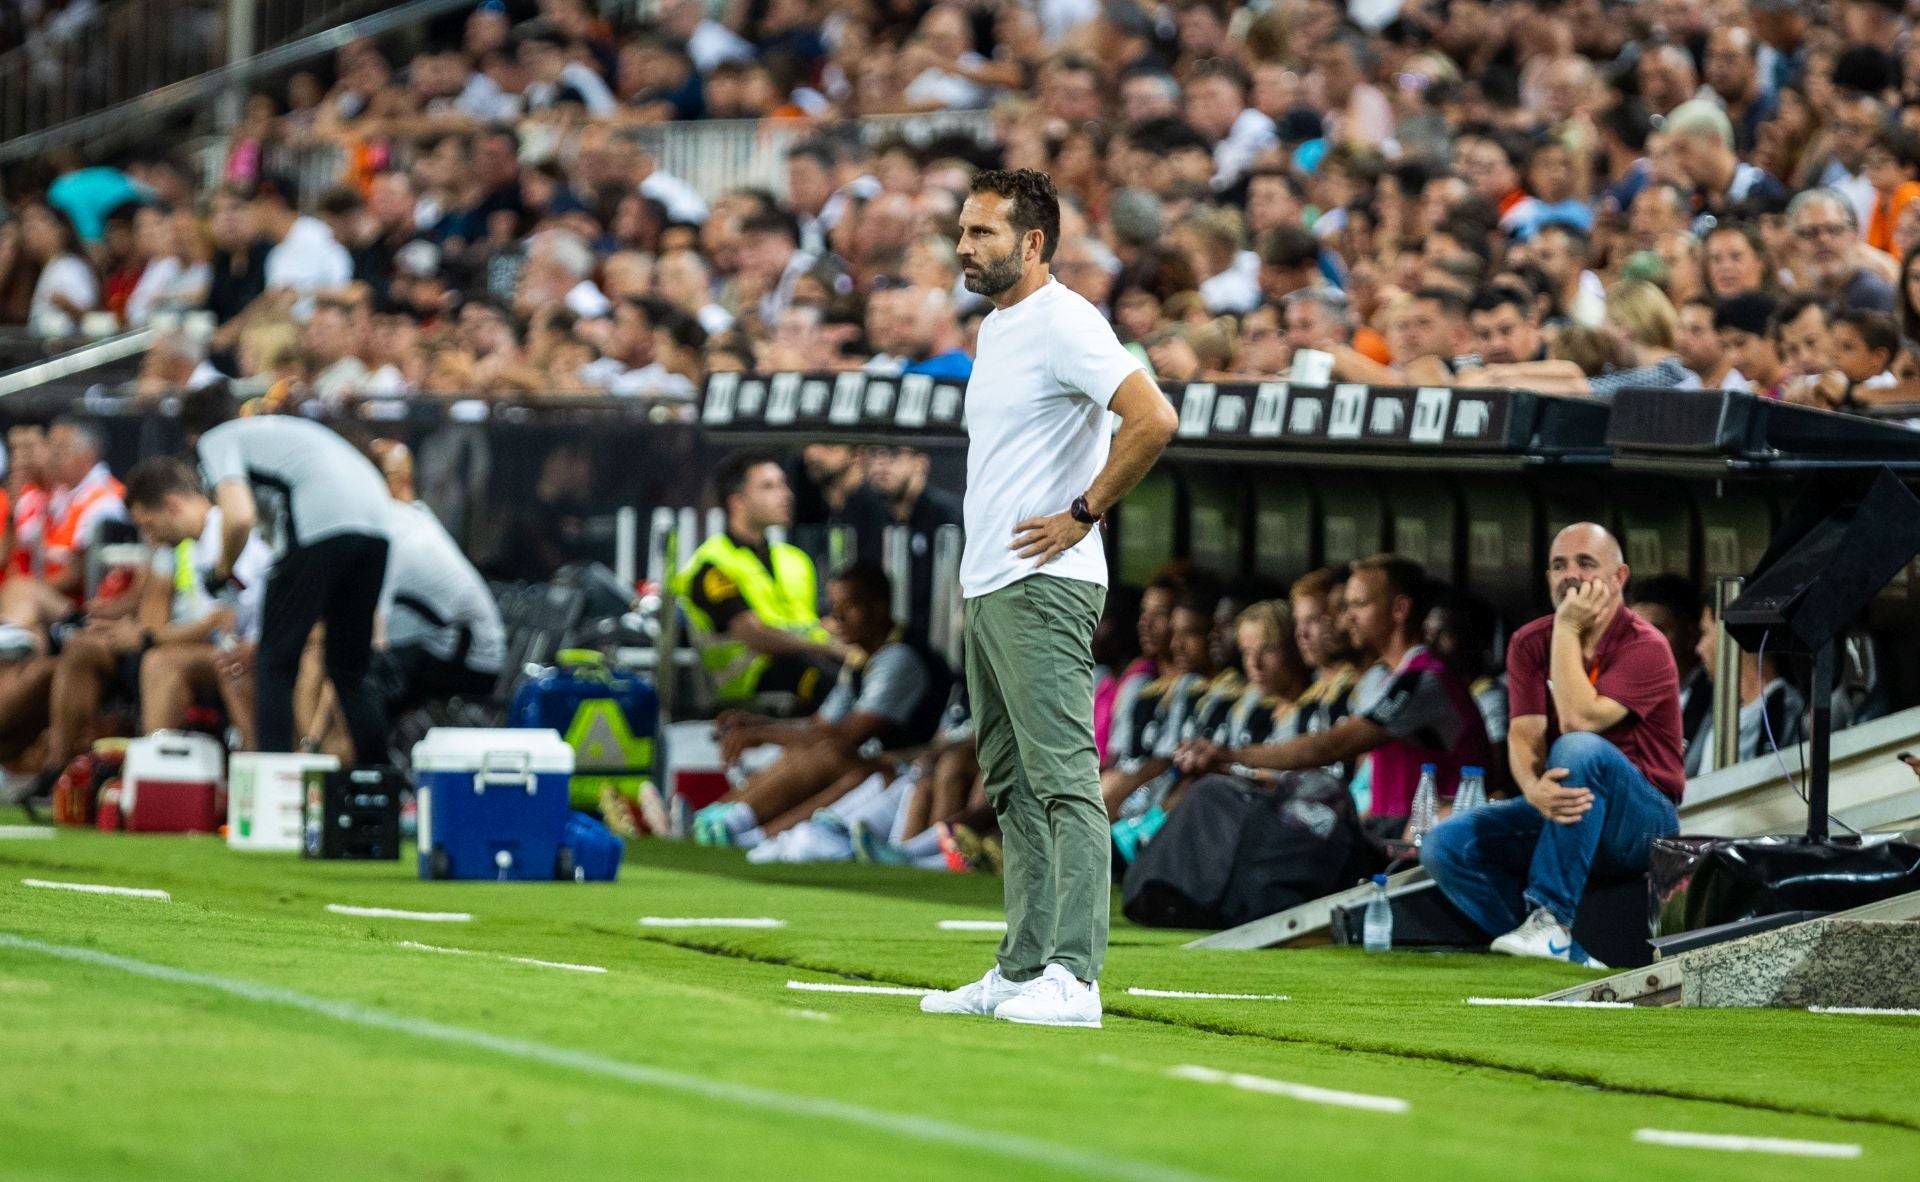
left=179, top=388, right=391, bottom=762
left=1423, top=523, right=1684, bottom=968
left=919, top=169, right=1177, bottom=1029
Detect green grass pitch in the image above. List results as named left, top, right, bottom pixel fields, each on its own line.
left=2, top=812, right=1916, bottom=1181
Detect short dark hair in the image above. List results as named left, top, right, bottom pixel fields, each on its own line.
left=1350, top=553, right=1435, bottom=628
left=178, top=385, right=238, bottom=438
left=1627, top=573, right=1703, bottom=624
left=1258, top=224, right=1320, bottom=270
left=125, top=456, right=202, bottom=510
left=740, top=208, right=800, bottom=245
left=969, top=168, right=1061, bottom=262
left=830, top=560, right=891, bottom=607
left=1834, top=308, right=1900, bottom=362
left=1770, top=292, right=1836, bottom=337
left=1469, top=282, right=1534, bottom=319
left=785, top=140, right=837, bottom=173
left=1535, top=221, right=1591, bottom=256
left=1411, top=286, right=1469, bottom=319
left=711, top=449, right=780, bottom=505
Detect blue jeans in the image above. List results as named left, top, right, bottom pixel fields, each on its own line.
left=1424, top=732, right=1679, bottom=936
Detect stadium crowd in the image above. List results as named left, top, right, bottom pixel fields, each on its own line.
left=0, top=0, right=1918, bottom=418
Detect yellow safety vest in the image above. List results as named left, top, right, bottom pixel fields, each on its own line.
left=671, top=533, right=826, bottom=701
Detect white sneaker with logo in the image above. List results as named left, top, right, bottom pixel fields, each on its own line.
left=1490, top=907, right=1608, bottom=969
left=992, top=964, right=1103, bottom=1028
left=920, top=966, right=1027, bottom=1017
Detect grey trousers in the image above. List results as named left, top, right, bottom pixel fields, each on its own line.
left=965, top=574, right=1109, bottom=982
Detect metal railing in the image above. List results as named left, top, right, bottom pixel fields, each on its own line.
left=0, top=0, right=473, bottom=165
left=0, top=1, right=381, bottom=147
left=193, top=108, right=998, bottom=207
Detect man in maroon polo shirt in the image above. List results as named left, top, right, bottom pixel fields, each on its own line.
left=1423, top=523, right=1683, bottom=968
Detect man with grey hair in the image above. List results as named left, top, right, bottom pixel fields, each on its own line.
left=1664, top=99, right=1787, bottom=231
left=1281, top=286, right=1352, bottom=357
left=518, top=228, right=612, bottom=319
left=1789, top=188, right=1895, bottom=312
left=1053, top=236, right=1119, bottom=316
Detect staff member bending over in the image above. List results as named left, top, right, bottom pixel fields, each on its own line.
left=180, top=388, right=391, bottom=761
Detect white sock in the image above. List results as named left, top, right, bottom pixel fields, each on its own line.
left=900, top=828, right=943, bottom=858
left=723, top=802, right=758, bottom=835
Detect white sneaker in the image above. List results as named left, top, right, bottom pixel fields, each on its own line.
left=992, top=964, right=1103, bottom=1028
left=745, top=830, right=795, bottom=864
left=1490, top=907, right=1608, bottom=969
left=783, top=820, right=853, bottom=863
left=920, top=966, right=1027, bottom=1017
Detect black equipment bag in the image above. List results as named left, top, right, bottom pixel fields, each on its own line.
left=1123, top=771, right=1385, bottom=930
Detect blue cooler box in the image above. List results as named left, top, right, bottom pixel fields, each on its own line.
left=413, top=728, right=575, bottom=881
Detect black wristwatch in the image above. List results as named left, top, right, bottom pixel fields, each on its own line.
left=1069, top=494, right=1100, bottom=525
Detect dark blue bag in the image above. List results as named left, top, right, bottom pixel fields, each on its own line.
left=561, top=811, right=626, bottom=882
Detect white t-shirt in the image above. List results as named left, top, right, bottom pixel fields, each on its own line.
left=29, top=254, right=98, bottom=336
left=379, top=501, right=506, bottom=674
left=154, top=506, right=271, bottom=639
left=196, top=416, right=390, bottom=558
left=961, top=277, right=1144, bottom=598
left=264, top=216, right=353, bottom=296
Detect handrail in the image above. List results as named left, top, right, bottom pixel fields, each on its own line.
left=0, top=329, right=154, bottom=400
left=0, top=0, right=477, bottom=164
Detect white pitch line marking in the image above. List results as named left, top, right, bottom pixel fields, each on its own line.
left=328, top=904, right=472, bottom=922
left=1632, top=1129, right=1862, bottom=1159
left=396, top=941, right=606, bottom=974
left=1169, top=1066, right=1410, bottom=1114
left=786, top=980, right=935, bottom=997
left=1466, top=997, right=1634, bottom=1009
left=937, top=920, right=1007, bottom=931
left=1127, top=988, right=1290, bottom=1001
left=0, top=934, right=1226, bottom=1182
left=22, top=878, right=169, bottom=900
left=0, top=826, right=54, bottom=839
left=1810, top=1005, right=1920, bottom=1017
left=640, top=916, right=786, bottom=928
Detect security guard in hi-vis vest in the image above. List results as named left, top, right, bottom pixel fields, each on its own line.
left=672, top=451, right=847, bottom=710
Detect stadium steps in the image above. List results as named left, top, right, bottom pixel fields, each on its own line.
left=1186, top=704, right=1920, bottom=952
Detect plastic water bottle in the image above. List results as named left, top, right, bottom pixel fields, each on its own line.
left=1453, top=765, right=1486, bottom=816
left=1408, top=763, right=1439, bottom=848
left=1362, top=874, right=1393, bottom=953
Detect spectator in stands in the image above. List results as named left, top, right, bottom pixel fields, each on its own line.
left=1772, top=292, right=1837, bottom=383
left=1701, top=223, right=1775, bottom=301
left=1714, top=291, right=1787, bottom=397
left=250, top=177, right=352, bottom=306
left=673, top=450, right=844, bottom=710
left=1665, top=100, right=1788, bottom=227
left=696, top=562, right=949, bottom=849
left=304, top=297, right=370, bottom=406
left=1788, top=188, right=1895, bottom=313
left=15, top=200, right=97, bottom=337
left=1424, top=523, right=1684, bottom=967
left=120, top=457, right=271, bottom=748
left=1676, top=296, right=1734, bottom=388
left=1788, top=307, right=1903, bottom=409
left=181, top=387, right=391, bottom=762
left=1176, top=556, right=1491, bottom=839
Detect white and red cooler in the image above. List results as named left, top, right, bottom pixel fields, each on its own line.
left=121, top=732, right=225, bottom=834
